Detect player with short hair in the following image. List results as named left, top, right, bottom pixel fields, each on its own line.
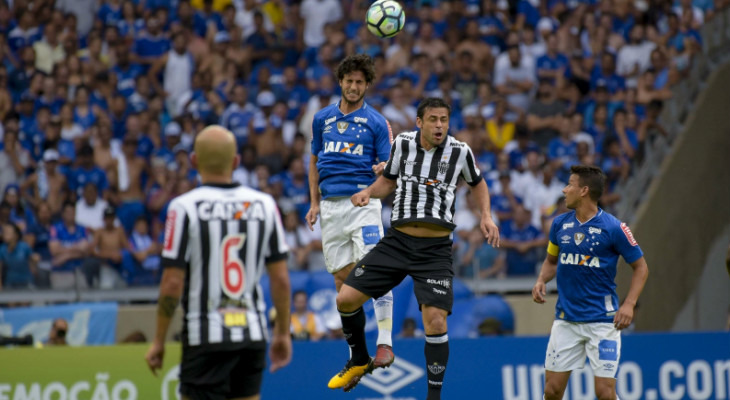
left=306, top=54, right=396, bottom=371
left=145, top=126, right=292, bottom=400
left=329, top=97, right=500, bottom=399
left=532, top=165, right=649, bottom=400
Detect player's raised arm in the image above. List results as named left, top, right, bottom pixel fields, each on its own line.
left=351, top=175, right=397, bottom=207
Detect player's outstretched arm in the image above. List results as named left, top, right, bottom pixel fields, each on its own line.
left=306, top=155, right=321, bottom=231
left=533, top=254, right=558, bottom=304
left=145, top=267, right=185, bottom=376
left=267, top=259, right=292, bottom=372
left=351, top=175, right=397, bottom=207
left=614, top=256, right=649, bottom=330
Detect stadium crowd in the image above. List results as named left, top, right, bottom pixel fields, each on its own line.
left=0, top=0, right=718, bottom=291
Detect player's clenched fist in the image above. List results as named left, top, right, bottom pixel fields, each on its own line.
left=532, top=281, right=546, bottom=304
left=351, top=190, right=371, bottom=207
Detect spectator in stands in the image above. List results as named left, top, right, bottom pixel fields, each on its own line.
left=149, top=31, right=194, bottom=118
left=116, top=136, right=148, bottom=233
left=617, top=25, right=656, bottom=88
left=523, top=162, right=565, bottom=229
left=69, top=143, right=109, bottom=200
left=0, top=222, right=36, bottom=289
left=527, top=79, right=567, bottom=148
left=24, top=201, right=53, bottom=288
left=232, top=144, right=259, bottom=189
left=485, top=97, right=517, bottom=152
left=49, top=202, right=91, bottom=289
left=89, top=206, right=127, bottom=288
left=397, top=317, right=425, bottom=339
left=75, top=183, right=109, bottom=233
left=611, top=108, right=639, bottom=160
left=33, top=24, right=65, bottom=75
left=3, top=185, right=34, bottom=232
left=0, top=129, right=31, bottom=196
left=290, top=290, right=326, bottom=341
left=490, top=171, right=523, bottom=223
left=123, top=216, right=160, bottom=285
left=498, top=204, right=547, bottom=276
left=494, top=43, right=536, bottom=113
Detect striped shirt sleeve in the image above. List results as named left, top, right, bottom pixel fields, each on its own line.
left=161, top=199, right=190, bottom=269
left=460, top=145, right=483, bottom=186
left=264, top=199, right=289, bottom=264
left=382, top=135, right=403, bottom=180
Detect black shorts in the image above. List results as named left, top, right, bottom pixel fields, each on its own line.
left=345, top=227, right=455, bottom=314
left=180, top=342, right=266, bottom=400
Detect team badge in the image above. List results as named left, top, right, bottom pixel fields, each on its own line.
left=574, top=232, right=585, bottom=245
left=437, top=162, right=450, bottom=175
left=355, top=266, right=365, bottom=277
left=337, top=121, right=349, bottom=134
left=428, top=363, right=446, bottom=374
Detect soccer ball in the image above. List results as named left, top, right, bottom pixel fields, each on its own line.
left=366, top=0, right=406, bottom=38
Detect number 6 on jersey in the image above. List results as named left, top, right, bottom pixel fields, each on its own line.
left=221, top=234, right=246, bottom=299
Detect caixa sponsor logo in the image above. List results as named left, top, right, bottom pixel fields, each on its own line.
left=358, top=357, right=424, bottom=399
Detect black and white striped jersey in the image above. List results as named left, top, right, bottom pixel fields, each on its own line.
left=161, top=183, right=289, bottom=348
left=383, top=131, right=483, bottom=230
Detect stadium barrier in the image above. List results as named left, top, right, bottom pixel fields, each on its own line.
left=0, top=332, right=727, bottom=400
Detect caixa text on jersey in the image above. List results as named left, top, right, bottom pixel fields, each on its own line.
left=196, top=200, right=266, bottom=221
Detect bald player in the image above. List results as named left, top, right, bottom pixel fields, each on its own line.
left=145, top=126, right=293, bottom=400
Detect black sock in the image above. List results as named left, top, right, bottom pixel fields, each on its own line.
left=340, top=307, right=369, bottom=365
left=425, top=332, right=449, bottom=400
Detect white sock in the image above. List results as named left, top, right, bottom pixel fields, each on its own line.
left=373, top=290, right=393, bottom=347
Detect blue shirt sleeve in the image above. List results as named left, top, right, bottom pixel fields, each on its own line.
left=612, top=221, right=643, bottom=264
left=374, top=118, right=392, bottom=162
left=311, top=113, right=323, bottom=155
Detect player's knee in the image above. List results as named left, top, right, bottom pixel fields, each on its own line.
left=422, top=307, right=447, bottom=334
left=335, top=289, right=358, bottom=312
left=544, top=381, right=566, bottom=400
left=595, top=386, right=616, bottom=400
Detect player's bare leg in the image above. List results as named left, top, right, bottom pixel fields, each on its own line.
left=422, top=305, right=449, bottom=400
left=544, top=370, right=571, bottom=400
left=594, top=377, right=618, bottom=400
left=333, top=263, right=356, bottom=292
left=333, top=263, right=395, bottom=369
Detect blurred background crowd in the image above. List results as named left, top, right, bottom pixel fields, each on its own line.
left=0, top=0, right=719, bottom=293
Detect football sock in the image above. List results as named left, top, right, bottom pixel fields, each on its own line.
left=425, top=332, right=449, bottom=400
left=340, top=307, right=370, bottom=365
left=373, top=290, right=394, bottom=347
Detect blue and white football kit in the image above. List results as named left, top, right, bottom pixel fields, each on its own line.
left=311, top=101, right=392, bottom=273
left=544, top=209, right=643, bottom=378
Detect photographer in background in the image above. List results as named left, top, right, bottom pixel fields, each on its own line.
left=47, top=318, right=68, bottom=346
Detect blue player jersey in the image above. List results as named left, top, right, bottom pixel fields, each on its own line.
left=311, top=101, right=392, bottom=199
left=548, top=209, right=643, bottom=323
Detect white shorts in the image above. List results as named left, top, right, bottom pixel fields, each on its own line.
left=320, top=197, right=384, bottom=274
left=545, top=320, right=621, bottom=378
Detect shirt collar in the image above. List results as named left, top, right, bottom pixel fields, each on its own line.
left=415, top=130, right=448, bottom=150
left=336, top=100, right=368, bottom=116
